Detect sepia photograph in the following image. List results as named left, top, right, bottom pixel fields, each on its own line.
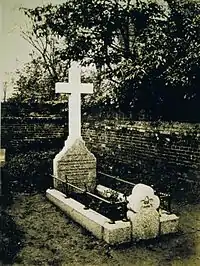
left=1, top=0, right=200, bottom=265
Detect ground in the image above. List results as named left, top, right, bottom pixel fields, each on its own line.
left=1, top=193, right=200, bottom=266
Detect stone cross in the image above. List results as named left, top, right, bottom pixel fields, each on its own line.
left=55, top=62, right=93, bottom=141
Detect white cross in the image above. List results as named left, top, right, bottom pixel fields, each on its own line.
left=55, top=62, right=93, bottom=141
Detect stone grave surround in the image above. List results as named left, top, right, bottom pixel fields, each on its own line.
left=49, top=62, right=179, bottom=243
left=46, top=182, right=179, bottom=244
left=53, top=62, right=96, bottom=192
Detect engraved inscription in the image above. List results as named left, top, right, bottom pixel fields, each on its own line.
left=54, top=138, right=96, bottom=192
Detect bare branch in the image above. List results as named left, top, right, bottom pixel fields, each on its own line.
left=21, top=30, right=59, bottom=80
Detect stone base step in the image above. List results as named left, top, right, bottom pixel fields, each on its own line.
left=46, top=189, right=179, bottom=244
left=46, top=188, right=132, bottom=244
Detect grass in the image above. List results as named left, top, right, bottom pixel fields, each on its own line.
left=1, top=192, right=200, bottom=266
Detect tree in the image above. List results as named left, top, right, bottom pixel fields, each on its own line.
left=3, top=81, right=8, bottom=102
left=8, top=56, right=68, bottom=117
left=20, top=7, right=71, bottom=83
left=20, top=0, right=200, bottom=121
left=12, top=57, right=54, bottom=103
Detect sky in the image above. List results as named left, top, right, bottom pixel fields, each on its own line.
left=0, top=0, right=66, bottom=100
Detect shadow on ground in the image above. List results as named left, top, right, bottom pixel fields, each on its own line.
left=1, top=206, right=25, bottom=264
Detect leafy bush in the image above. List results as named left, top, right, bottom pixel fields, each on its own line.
left=6, top=150, right=57, bottom=193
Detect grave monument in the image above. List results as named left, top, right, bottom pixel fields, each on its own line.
left=53, top=62, right=96, bottom=192
left=47, top=62, right=179, bottom=244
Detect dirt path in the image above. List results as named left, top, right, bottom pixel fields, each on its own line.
left=2, top=194, right=200, bottom=265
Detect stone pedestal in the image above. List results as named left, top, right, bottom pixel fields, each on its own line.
left=127, top=209, right=160, bottom=240
left=53, top=137, right=96, bottom=193
left=127, top=183, right=161, bottom=240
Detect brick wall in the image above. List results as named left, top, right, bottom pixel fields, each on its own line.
left=2, top=115, right=200, bottom=192
left=1, top=116, right=67, bottom=152
left=82, top=120, right=200, bottom=190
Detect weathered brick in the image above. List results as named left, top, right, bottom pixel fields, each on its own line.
left=2, top=116, right=200, bottom=184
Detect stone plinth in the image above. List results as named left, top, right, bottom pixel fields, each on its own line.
left=127, top=209, right=160, bottom=240
left=160, top=212, right=179, bottom=235
left=53, top=138, right=96, bottom=192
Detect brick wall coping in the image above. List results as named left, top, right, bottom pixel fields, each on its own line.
left=2, top=116, right=200, bottom=136
left=2, top=116, right=66, bottom=122
left=83, top=120, right=200, bottom=136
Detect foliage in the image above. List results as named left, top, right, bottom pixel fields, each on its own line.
left=12, top=57, right=58, bottom=103
left=16, top=0, right=200, bottom=121
left=20, top=8, right=71, bottom=83
left=6, top=150, right=57, bottom=193
left=12, top=5, right=71, bottom=105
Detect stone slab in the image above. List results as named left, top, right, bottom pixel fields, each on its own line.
left=46, top=189, right=109, bottom=240
left=53, top=138, right=96, bottom=192
left=103, top=220, right=132, bottom=245
left=46, top=189, right=132, bottom=244
left=160, top=213, right=179, bottom=235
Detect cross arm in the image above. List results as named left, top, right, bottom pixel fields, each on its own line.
left=55, top=82, right=93, bottom=94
